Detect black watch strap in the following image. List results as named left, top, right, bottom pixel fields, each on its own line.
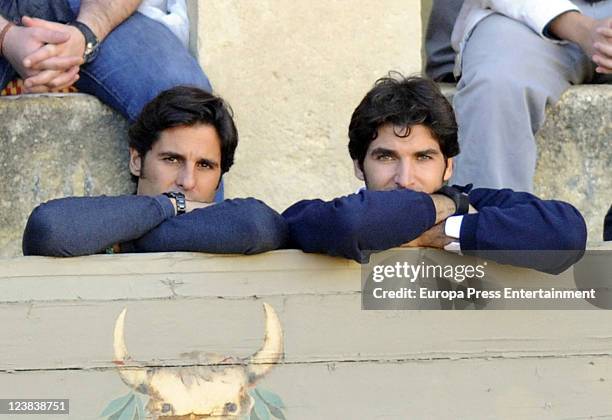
left=68, top=21, right=99, bottom=63
left=435, top=186, right=470, bottom=215
left=163, top=192, right=186, bottom=215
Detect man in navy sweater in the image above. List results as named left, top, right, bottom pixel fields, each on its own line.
left=283, top=74, right=587, bottom=274
left=22, top=86, right=288, bottom=256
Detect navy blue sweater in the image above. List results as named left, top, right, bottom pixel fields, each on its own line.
left=23, top=195, right=288, bottom=257
left=283, top=187, right=587, bottom=274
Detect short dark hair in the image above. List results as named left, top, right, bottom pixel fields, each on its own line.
left=128, top=86, right=238, bottom=180
left=348, top=73, right=459, bottom=167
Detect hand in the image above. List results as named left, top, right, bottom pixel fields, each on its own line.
left=550, top=13, right=612, bottom=74
left=21, top=17, right=86, bottom=71
left=401, top=223, right=453, bottom=249
left=20, top=17, right=85, bottom=92
left=402, top=206, right=477, bottom=248
left=1, top=22, right=81, bottom=92
left=592, top=18, right=612, bottom=74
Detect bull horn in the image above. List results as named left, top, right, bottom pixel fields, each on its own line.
left=247, top=303, right=284, bottom=383
left=113, top=308, right=148, bottom=389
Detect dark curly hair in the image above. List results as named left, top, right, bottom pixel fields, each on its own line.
left=128, top=86, right=238, bottom=182
left=348, top=73, right=459, bottom=168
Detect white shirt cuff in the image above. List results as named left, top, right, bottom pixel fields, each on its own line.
left=444, top=215, right=464, bottom=254
left=445, top=215, right=463, bottom=239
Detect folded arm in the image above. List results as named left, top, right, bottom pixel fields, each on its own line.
left=131, top=198, right=289, bottom=255
left=460, top=188, right=587, bottom=274
left=283, top=189, right=451, bottom=262
left=22, top=195, right=175, bottom=256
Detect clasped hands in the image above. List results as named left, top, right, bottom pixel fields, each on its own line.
left=3, top=16, right=86, bottom=93
left=402, top=203, right=478, bottom=250
left=585, top=17, right=612, bottom=74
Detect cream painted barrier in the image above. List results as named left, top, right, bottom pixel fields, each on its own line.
left=1, top=249, right=612, bottom=419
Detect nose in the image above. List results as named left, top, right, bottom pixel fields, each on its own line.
left=176, top=165, right=196, bottom=191
left=394, top=159, right=417, bottom=189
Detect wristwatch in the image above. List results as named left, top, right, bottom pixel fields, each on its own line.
left=68, top=21, right=100, bottom=63
left=163, top=191, right=186, bottom=215
left=435, top=185, right=470, bottom=215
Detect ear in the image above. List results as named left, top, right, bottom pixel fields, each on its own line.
left=443, top=158, right=453, bottom=182
left=129, top=148, right=143, bottom=177
left=353, top=160, right=365, bottom=181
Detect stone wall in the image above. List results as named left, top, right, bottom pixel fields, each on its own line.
left=0, top=94, right=132, bottom=257
left=534, top=85, right=612, bottom=244
left=196, top=0, right=423, bottom=211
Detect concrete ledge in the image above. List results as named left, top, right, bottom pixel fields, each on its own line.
left=0, top=249, right=611, bottom=418
left=0, top=94, right=132, bottom=257
left=440, top=84, right=612, bottom=244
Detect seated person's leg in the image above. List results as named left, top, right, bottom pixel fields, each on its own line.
left=424, top=0, right=463, bottom=82
left=451, top=14, right=591, bottom=192
left=0, top=59, right=16, bottom=91
left=74, top=11, right=212, bottom=122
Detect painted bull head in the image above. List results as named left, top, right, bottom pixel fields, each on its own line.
left=113, top=303, right=284, bottom=419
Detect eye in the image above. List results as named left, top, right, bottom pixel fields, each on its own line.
left=375, top=153, right=394, bottom=161
left=224, top=402, right=237, bottom=413
left=198, top=161, right=211, bottom=169
left=163, top=156, right=178, bottom=163
left=417, top=154, right=432, bottom=161
left=161, top=403, right=173, bottom=413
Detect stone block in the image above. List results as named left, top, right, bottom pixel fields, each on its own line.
left=0, top=94, right=132, bottom=257
left=534, top=85, right=611, bottom=244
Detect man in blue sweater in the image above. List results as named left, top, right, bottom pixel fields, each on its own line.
left=22, top=86, right=288, bottom=256
left=283, top=74, right=587, bottom=274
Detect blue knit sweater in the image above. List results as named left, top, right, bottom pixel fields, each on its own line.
left=283, top=186, right=587, bottom=274
left=23, top=195, right=288, bottom=256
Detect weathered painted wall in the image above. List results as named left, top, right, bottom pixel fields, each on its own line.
left=196, top=1, right=423, bottom=211
left=1, top=249, right=612, bottom=418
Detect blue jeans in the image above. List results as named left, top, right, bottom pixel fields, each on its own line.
left=1, top=0, right=224, bottom=201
